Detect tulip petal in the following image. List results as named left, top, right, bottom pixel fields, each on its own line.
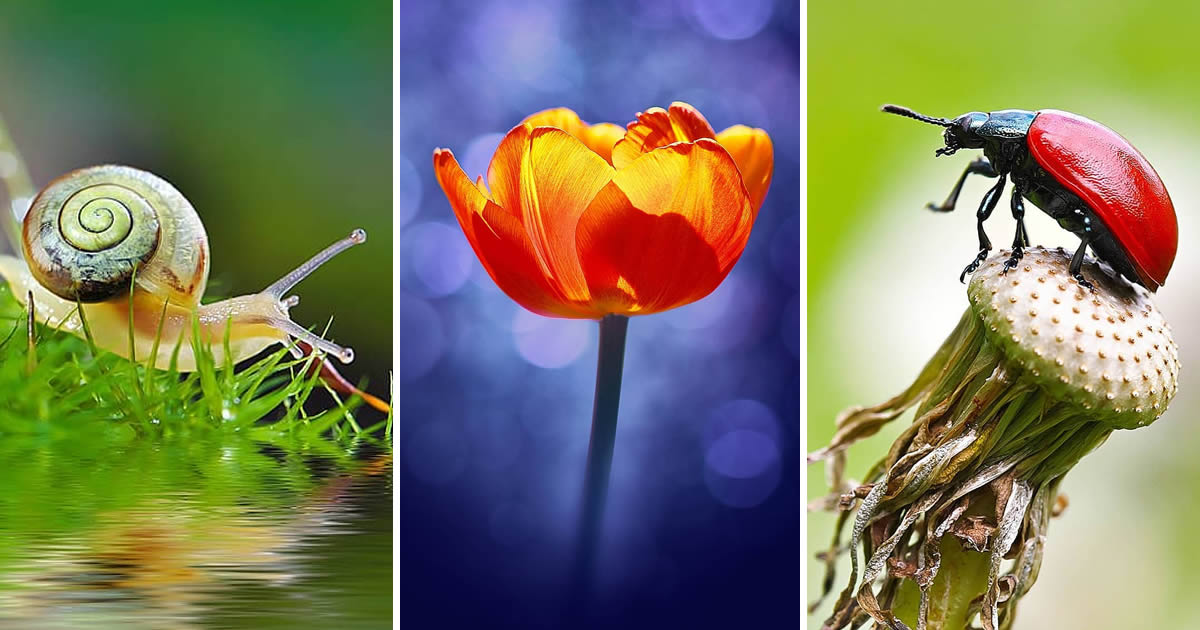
left=433, top=148, right=487, bottom=243
left=485, top=124, right=532, bottom=219
left=519, top=127, right=614, bottom=303
left=576, top=138, right=754, bottom=315
left=433, top=148, right=590, bottom=318
left=521, top=107, right=624, bottom=164
left=716, top=125, right=774, bottom=212
left=611, top=102, right=717, bottom=169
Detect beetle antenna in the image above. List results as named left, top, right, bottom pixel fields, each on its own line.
left=881, top=104, right=954, bottom=127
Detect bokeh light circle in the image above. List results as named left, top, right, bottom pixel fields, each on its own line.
left=461, top=132, right=505, bottom=185
left=512, top=309, right=591, bottom=368
left=702, top=399, right=782, bottom=508
left=662, top=273, right=735, bottom=331
left=398, top=155, right=422, bottom=227
left=687, top=0, right=775, bottom=40
left=400, top=294, right=445, bottom=383
left=407, top=221, right=473, bottom=297
left=468, top=1, right=581, bottom=93
left=705, top=398, right=781, bottom=446
left=703, top=445, right=781, bottom=508
left=664, top=272, right=768, bottom=353
left=705, top=430, right=777, bottom=479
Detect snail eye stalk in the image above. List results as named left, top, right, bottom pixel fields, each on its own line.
left=259, top=229, right=367, bottom=364
left=263, top=229, right=367, bottom=299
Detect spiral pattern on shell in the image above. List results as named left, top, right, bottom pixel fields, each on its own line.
left=23, top=167, right=164, bottom=302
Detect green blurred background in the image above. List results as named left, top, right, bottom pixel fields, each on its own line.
left=809, top=1, right=1200, bottom=627
left=0, top=0, right=391, bottom=391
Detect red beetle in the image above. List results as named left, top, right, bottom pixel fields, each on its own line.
left=882, top=105, right=1178, bottom=291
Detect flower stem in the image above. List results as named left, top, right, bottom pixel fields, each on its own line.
left=569, top=314, right=629, bottom=613
left=893, top=535, right=990, bottom=629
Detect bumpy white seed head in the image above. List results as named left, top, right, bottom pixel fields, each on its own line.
left=967, top=247, right=1179, bottom=429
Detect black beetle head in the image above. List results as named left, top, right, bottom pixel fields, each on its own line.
left=881, top=105, right=991, bottom=157
left=938, top=112, right=989, bottom=156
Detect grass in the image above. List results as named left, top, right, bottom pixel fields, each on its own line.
left=0, top=281, right=391, bottom=449
left=0, top=276, right=392, bottom=622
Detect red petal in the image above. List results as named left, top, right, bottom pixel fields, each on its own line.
left=433, top=147, right=590, bottom=318
left=576, top=139, right=754, bottom=315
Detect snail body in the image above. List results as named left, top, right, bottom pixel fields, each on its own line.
left=0, top=163, right=387, bottom=411
left=0, top=254, right=283, bottom=372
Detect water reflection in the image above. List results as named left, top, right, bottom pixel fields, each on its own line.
left=0, top=436, right=391, bottom=629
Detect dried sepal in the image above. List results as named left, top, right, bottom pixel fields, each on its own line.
left=811, top=248, right=1180, bottom=629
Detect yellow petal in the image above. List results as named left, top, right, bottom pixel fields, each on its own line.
left=518, top=127, right=614, bottom=302
left=485, top=124, right=532, bottom=219
left=611, top=102, right=717, bottom=169
left=716, top=125, right=774, bottom=213
left=522, top=107, right=624, bottom=164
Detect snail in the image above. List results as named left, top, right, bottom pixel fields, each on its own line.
left=0, top=157, right=388, bottom=413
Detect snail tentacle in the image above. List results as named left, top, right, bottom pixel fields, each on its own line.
left=239, top=228, right=369, bottom=365
left=263, top=229, right=366, bottom=299
left=262, top=315, right=354, bottom=364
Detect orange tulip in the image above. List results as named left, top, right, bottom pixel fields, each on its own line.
left=433, top=102, right=773, bottom=319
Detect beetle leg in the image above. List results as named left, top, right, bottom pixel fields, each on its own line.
left=960, top=172, right=1008, bottom=282
left=1003, top=182, right=1030, bottom=273
left=928, top=157, right=997, bottom=212
left=1068, top=235, right=1096, bottom=291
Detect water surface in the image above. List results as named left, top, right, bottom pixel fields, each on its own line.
left=0, top=434, right=392, bottom=629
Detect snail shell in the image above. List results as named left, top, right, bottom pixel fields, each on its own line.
left=23, top=165, right=210, bottom=305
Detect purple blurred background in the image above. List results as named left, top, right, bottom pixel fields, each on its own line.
left=400, top=0, right=799, bottom=627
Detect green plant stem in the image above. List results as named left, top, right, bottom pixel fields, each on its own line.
left=569, top=314, right=629, bottom=614
left=893, top=536, right=990, bottom=629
